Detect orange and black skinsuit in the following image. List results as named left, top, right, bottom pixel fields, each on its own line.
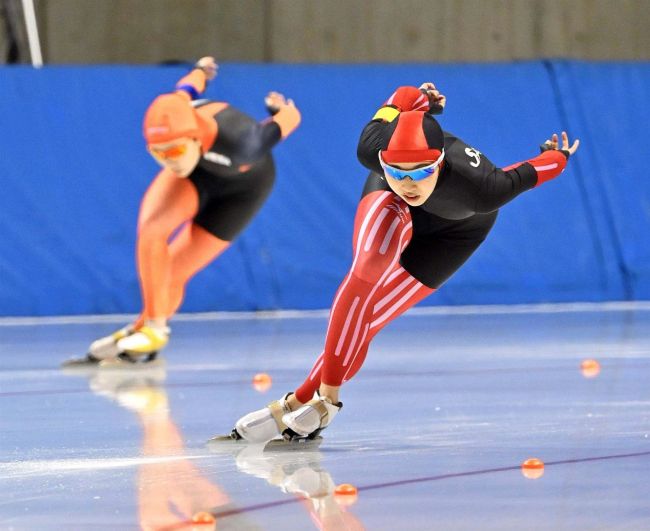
left=135, top=68, right=300, bottom=326
left=293, top=85, right=570, bottom=401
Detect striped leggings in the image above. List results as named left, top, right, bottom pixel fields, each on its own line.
left=295, top=191, right=434, bottom=402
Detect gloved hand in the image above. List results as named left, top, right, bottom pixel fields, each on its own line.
left=194, top=56, right=218, bottom=81
left=265, top=91, right=301, bottom=138
left=539, top=131, right=580, bottom=159
left=264, top=91, right=294, bottom=115
left=384, top=84, right=446, bottom=114
left=418, top=82, right=446, bottom=114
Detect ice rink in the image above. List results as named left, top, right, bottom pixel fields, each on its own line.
left=1, top=303, right=649, bottom=530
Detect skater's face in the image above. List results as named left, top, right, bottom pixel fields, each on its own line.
left=148, top=137, right=202, bottom=177
left=383, top=161, right=441, bottom=206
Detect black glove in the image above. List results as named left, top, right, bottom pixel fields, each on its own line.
left=540, top=142, right=570, bottom=159
left=419, top=88, right=444, bottom=115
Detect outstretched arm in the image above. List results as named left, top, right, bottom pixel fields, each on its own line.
left=174, top=56, right=218, bottom=101
left=505, top=132, right=580, bottom=186
left=233, top=91, right=301, bottom=164
left=475, top=131, right=581, bottom=212
left=179, top=58, right=300, bottom=139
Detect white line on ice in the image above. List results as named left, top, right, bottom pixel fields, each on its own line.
left=0, top=454, right=213, bottom=478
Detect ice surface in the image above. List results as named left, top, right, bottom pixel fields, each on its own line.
left=1, top=305, right=649, bottom=530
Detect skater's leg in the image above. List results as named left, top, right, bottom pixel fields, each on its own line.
left=165, top=159, right=273, bottom=318
left=116, top=170, right=199, bottom=356
left=294, top=190, right=410, bottom=394
left=321, top=192, right=413, bottom=388
left=126, top=160, right=273, bottom=357
left=284, top=191, right=415, bottom=437
left=309, top=213, right=499, bottom=389
left=136, top=169, right=199, bottom=322
left=292, top=191, right=413, bottom=403
left=165, top=223, right=230, bottom=317
left=291, top=266, right=433, bottom=405
left=76, top=172, right=197, bottom=364
left=232, top=191, right=411, bottom=442
left=292, top=351, right=326, bottom=405
left=341, top=268, right=434, bottom=382
left=298, top=209, right=499, bottom=395
left=284, top=214, right=502, bottom=438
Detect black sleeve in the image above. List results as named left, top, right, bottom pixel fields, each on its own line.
left=474, top=163, right=538, bottom=213
left=357, top=120, right=385, bottom=175
left=210, top=106, right=284, bottom=166
left=445, top=135, right=538, bottom=213
left=235, top=121, right=282, bottom=164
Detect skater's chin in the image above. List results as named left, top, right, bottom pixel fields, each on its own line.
left=401, top=193, right=423, bottom=205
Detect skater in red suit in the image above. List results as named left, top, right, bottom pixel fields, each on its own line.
left=65, top=56, right=300, bottom=368
left=228, top=82, right=579, bottom=442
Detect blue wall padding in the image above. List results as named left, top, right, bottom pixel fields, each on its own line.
left=0, top=61, right=647, bottom=316
left=550, top=61, right=650, bottom=300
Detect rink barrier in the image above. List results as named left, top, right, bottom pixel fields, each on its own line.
left=0, top=61, right=648, bottom=316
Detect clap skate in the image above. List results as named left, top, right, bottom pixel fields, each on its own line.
left=208, top=392, right=332, bottom=448
left=62, top=325, right=168, bottom=371
left=99, top=325, right=170, bottom=368
left=61, top=325, right=135, bottom=371
left=209, top=392, right=323, bottom=447
left=281, top=391, right=342, bottom=441
left=208, top=392, right=294, bottom=446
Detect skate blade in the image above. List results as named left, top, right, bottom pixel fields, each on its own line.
left=60, top=355, right=101, bottom=375
left=207, top=434, right=244, bottom=444
left=264, top=436, right=323, bottom=452
left=97, top=353, right=166, bottom=371
left=206, top=434, right=323, bottom=451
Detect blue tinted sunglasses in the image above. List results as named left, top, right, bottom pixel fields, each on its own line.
left=378, top=149, right=445, bottom=181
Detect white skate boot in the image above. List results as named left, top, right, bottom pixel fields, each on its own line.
left=282, top=391, right=342, bottom=441
left=90, top=326, right=135, bottom=359
left=61, top=325, right=135, bottom=370
left=229, top=392, right=294, bottom=443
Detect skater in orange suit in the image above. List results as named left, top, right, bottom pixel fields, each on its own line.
left=65, top=56, right=300, bottom=368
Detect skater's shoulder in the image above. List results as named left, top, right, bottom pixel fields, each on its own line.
left=442, top=130, right=470, bottom=153
left=442, top=131, right=492, bottom=181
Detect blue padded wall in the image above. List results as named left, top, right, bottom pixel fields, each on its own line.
left=550, top=61, right=650, bottom=300
left=0, top=62, right=647, bottom=316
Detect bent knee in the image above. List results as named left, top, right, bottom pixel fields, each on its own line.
left=351, top=252, right=396, bottom=284
left=137, top=215, right=181, bottom=242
